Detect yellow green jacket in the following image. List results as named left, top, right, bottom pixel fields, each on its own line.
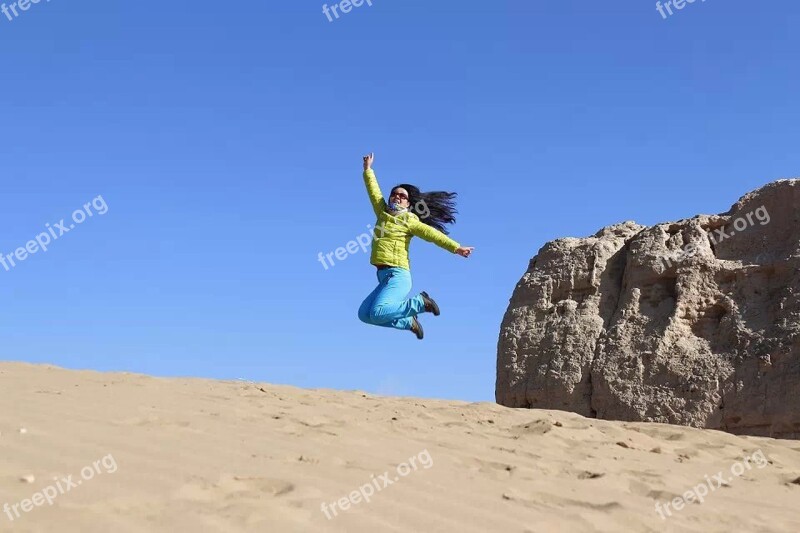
left=363, top=169, right=460, bottom=270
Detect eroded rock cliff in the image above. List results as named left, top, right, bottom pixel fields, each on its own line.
left=496, top=179, right=800, bottom=438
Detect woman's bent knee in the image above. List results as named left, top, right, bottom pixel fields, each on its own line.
left=358, top=305, right=373, bottom=324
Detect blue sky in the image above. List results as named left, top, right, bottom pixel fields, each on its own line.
left=1, top=1, right=798, bottom=401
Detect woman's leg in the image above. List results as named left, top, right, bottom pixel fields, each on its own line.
left=358, top=269, right=416, bottom=330
left=366, top=268, right=424, bottom=330
left=357, top=272, right=384, bottom=324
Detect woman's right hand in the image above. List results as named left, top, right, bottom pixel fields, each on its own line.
left=363, top=152, right=374, bottom=170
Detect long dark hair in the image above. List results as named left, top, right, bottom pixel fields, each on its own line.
left=391, top=184, right=458, bottom=235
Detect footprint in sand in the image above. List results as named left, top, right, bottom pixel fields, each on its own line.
left=175, top=475, right=294, bottom=503
left=111, top=415, right=201, bottom=433
left=511, top=419, right=554, bottom=436
left=454, top=457, right=516, bottom=479
left=503, top=490, right=622, bottom=511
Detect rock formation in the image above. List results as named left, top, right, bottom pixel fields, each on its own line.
left=496, top=179, right=800, bottom=438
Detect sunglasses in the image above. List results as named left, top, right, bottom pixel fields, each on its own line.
left=390, top=191, right=409, bottom=201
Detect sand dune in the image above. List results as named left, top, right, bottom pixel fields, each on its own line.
left=1, top=362, right=799, bottom=532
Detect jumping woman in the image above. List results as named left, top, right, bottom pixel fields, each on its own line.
left=357, top=153, right=474, bottom=339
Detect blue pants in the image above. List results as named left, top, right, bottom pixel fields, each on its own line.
left=358, top=267, right=425, bottom=331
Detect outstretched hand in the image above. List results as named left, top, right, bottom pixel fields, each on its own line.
left=455, top=246, right=474, bottom=258
left=363, top=152, right=374, bottom=170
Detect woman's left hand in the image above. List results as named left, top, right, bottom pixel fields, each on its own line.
left=455, top=246, right=474, bottom=258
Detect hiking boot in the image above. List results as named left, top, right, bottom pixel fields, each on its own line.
left=420, top=291, right=440, bottom=316
left=410, top=317, right=424, bottom=340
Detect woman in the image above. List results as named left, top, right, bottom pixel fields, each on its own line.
left=357, top=153, right=474, bottom=340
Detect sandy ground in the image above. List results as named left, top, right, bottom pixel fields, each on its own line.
left=1, top=362, right=799, bottom=532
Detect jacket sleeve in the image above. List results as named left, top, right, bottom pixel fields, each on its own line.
left=363, top=169, right=385, bottom=217
left=408, top=217, right=461, bottom=253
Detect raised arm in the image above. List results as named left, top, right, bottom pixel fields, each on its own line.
left=362, top=153, right=385, bottom=217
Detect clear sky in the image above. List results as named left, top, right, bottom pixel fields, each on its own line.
left=1, top=1, right=798, bottom=401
